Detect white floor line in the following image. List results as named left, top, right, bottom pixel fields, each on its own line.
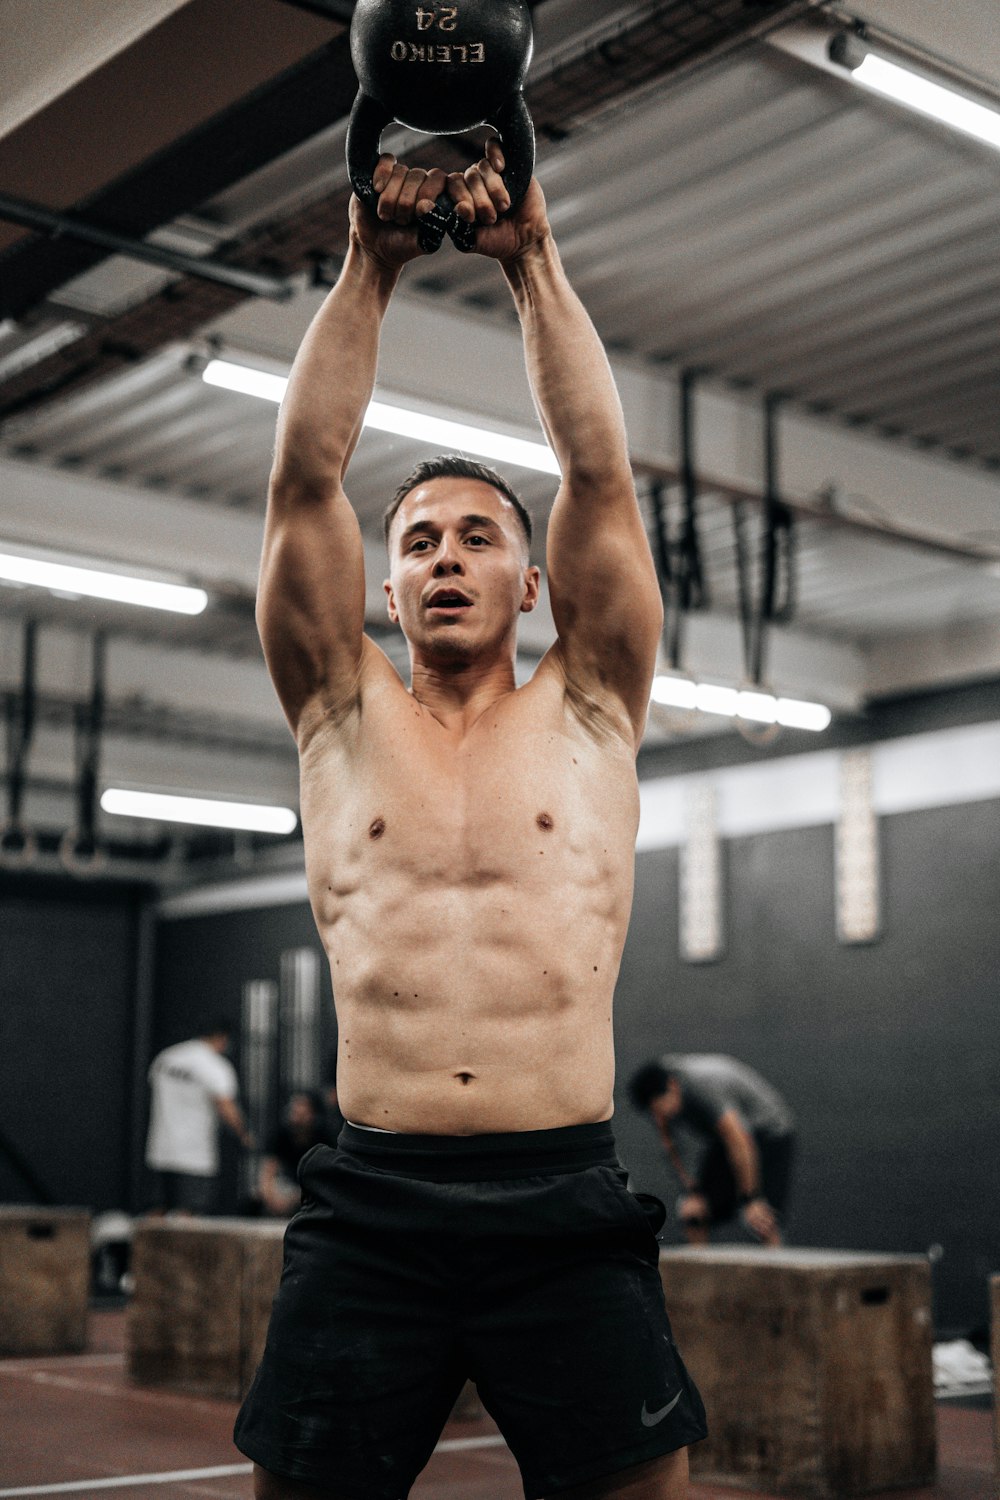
left=0, top=1467, right=251, bottom=1498
left=0, top=1435, right=508, bottom=1496
left=0, top=1354, right=123, bottom=1371
left=437, top=1435, right=507, bottom=1453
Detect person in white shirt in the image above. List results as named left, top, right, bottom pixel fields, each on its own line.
left=145, top=1019, right=253, bottom=1215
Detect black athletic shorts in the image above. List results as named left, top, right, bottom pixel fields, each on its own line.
left=153, top=1170, right=217, bottom=1215
left=234, top=1120, right=707, bottom=1499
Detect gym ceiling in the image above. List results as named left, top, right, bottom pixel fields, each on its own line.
left=2, top=0, right=999, bottom=881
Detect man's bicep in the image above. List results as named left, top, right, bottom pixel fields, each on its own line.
left=546, top=478, right=663, bottom=734
left=257, top=480, right=368, bottom=731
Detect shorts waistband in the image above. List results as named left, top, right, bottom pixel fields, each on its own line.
left=337, top=1119, right=617, bottom=1181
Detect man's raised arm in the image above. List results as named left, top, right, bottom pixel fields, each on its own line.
left=257, top=160, right=447, bottom=740
left=447, top=147, right=663, bottom=747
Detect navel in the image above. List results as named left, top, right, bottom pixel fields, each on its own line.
left=368, top=816, right=386, bottom=839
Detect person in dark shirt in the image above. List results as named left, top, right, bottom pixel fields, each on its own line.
left=258, top=1091, right=336, bottom=1217
left=628, top=1055, right=796, bottom=1246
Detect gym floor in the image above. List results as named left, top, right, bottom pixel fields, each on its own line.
left=0, top=1309, right=991, bottom=1500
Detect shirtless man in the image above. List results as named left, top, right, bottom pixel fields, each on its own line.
left=234, top=143, right=706, bottom=1500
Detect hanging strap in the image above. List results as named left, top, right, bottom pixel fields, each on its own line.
left=1, top=621, right=38, bottom=867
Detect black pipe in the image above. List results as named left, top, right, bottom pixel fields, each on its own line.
left=0, top=192, right=292, bottom=302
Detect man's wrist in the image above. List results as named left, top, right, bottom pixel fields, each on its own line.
left=500, top=229, right=558, bottom=284
left=345, top=234, right=404, bottom=292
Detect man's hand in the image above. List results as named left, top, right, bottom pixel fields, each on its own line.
left=742, top=1196, right=781, bottom=1246
left=446, top=138, right=551, bottom=263
left=678, top=1192, right=710, bottom=1227
left=349, top=153, right=449, bottom=270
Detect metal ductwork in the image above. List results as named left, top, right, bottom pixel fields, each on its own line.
left=0, top=0, right=810, bottom=427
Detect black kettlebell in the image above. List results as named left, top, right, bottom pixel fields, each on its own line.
left=347, top=0, right=535, bottom=254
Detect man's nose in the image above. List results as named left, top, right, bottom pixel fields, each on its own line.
left=432, top=542, right=463, bottom=575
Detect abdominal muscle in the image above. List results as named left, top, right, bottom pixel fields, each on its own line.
left=327, top=884, right=623, bottom=1134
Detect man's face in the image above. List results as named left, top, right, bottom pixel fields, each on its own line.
left=650, top=1079, right=682, bottom=1129
left=287, top=1093, right=315, bottom=1127
left=384, top=477, right=539, bottom=661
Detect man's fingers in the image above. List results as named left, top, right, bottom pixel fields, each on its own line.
left=415, top=167, right=449, bottom=218
left=476, top=155, right=509, bottom=213
left=447, top=171, right=476, bottom=223
left=376, top=161, right=409, bottom=220
left=486, top=136, right=505, bottom=174
left=372, top=152, right=397, bottom=195
left=393, top=166, right=431, bottom=224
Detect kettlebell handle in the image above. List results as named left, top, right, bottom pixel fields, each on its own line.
left=346, top=91, right=535, bottom=255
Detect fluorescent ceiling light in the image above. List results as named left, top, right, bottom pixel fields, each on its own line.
left=775, top=697, right=832, bottom=732
left=203, top=358, right=287, bottom=403
left=101, top=788, right=298, bottom=835
left=0, top=549, right=207, bottom=614
left=830, top=35, right=1000, bottom=153
left=652, top=676, right=831, bottom=732
left=201, top=358, right=560, bottom=476
left=364, top=399, right=560, bottom=475
left=651, top=676, right=697, bottom=710
left=695, top=682, right=739, bottom=717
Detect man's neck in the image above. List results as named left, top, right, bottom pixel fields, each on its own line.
left=409, top=654, right=519, bottom=737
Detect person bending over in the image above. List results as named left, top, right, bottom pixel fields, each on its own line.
left=629, top=1054, right=796, bottom=1248
left=234, top=143, right=707, bottom=1500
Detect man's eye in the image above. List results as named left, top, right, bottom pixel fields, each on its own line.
left=467, top=534, right=488, bottom=545
left=410, top=539, right=431, bottom=551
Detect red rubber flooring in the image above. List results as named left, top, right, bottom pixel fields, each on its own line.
left=0, top=1310, right=992, bottom=1500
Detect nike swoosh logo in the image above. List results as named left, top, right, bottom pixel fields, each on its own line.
left=640, top=1390, right=682, bottom=1426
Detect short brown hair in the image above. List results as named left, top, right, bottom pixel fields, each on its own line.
left=383, top=455, right=533, bottom=551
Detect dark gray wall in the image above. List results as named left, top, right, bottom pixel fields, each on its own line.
left=0, top=875, right=146, bottom=1212
left=613, top=798, right=1000, bottom=1337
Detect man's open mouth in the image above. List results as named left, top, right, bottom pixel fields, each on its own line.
left=427, top=590, right=472, bottom=609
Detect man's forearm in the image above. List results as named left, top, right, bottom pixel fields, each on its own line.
left=502, top=236, right=631, bottom=486
left=217, top=1097, right=252, bottom=1148
left=726, top=1131, right=760, bottom=1199
left=273, top=242, right=401, bottom=492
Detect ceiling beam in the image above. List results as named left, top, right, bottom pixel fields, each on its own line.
left=0, top=0, right=195, bottom=144
left=0, top=28, right=356, bottom=322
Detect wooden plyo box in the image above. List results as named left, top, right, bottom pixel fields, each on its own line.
left=127, top=1215, right=484, bottom=1419
left=0, top=1206, right=91, bottom=1355
left=127, top=1218, right=286, bottom=1400
left=659, top=1247, right=935, bottom=1497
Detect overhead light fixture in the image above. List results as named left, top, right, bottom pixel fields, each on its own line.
left=0, top=548, right=208, bottom=615
left=101, top=788, right=298, bottom=835
left=201, top=357, right=560, bottom=476
left=651, top=675, right=831, bottom=732
left=828, top=32, right=1000, bottom=153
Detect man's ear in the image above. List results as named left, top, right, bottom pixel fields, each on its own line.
left=384, top=578, right=398, bottom=623
left=519, top=565, right=542, bottom=614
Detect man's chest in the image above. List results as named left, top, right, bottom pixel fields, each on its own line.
left=301, top=692, right=637, bottom=885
